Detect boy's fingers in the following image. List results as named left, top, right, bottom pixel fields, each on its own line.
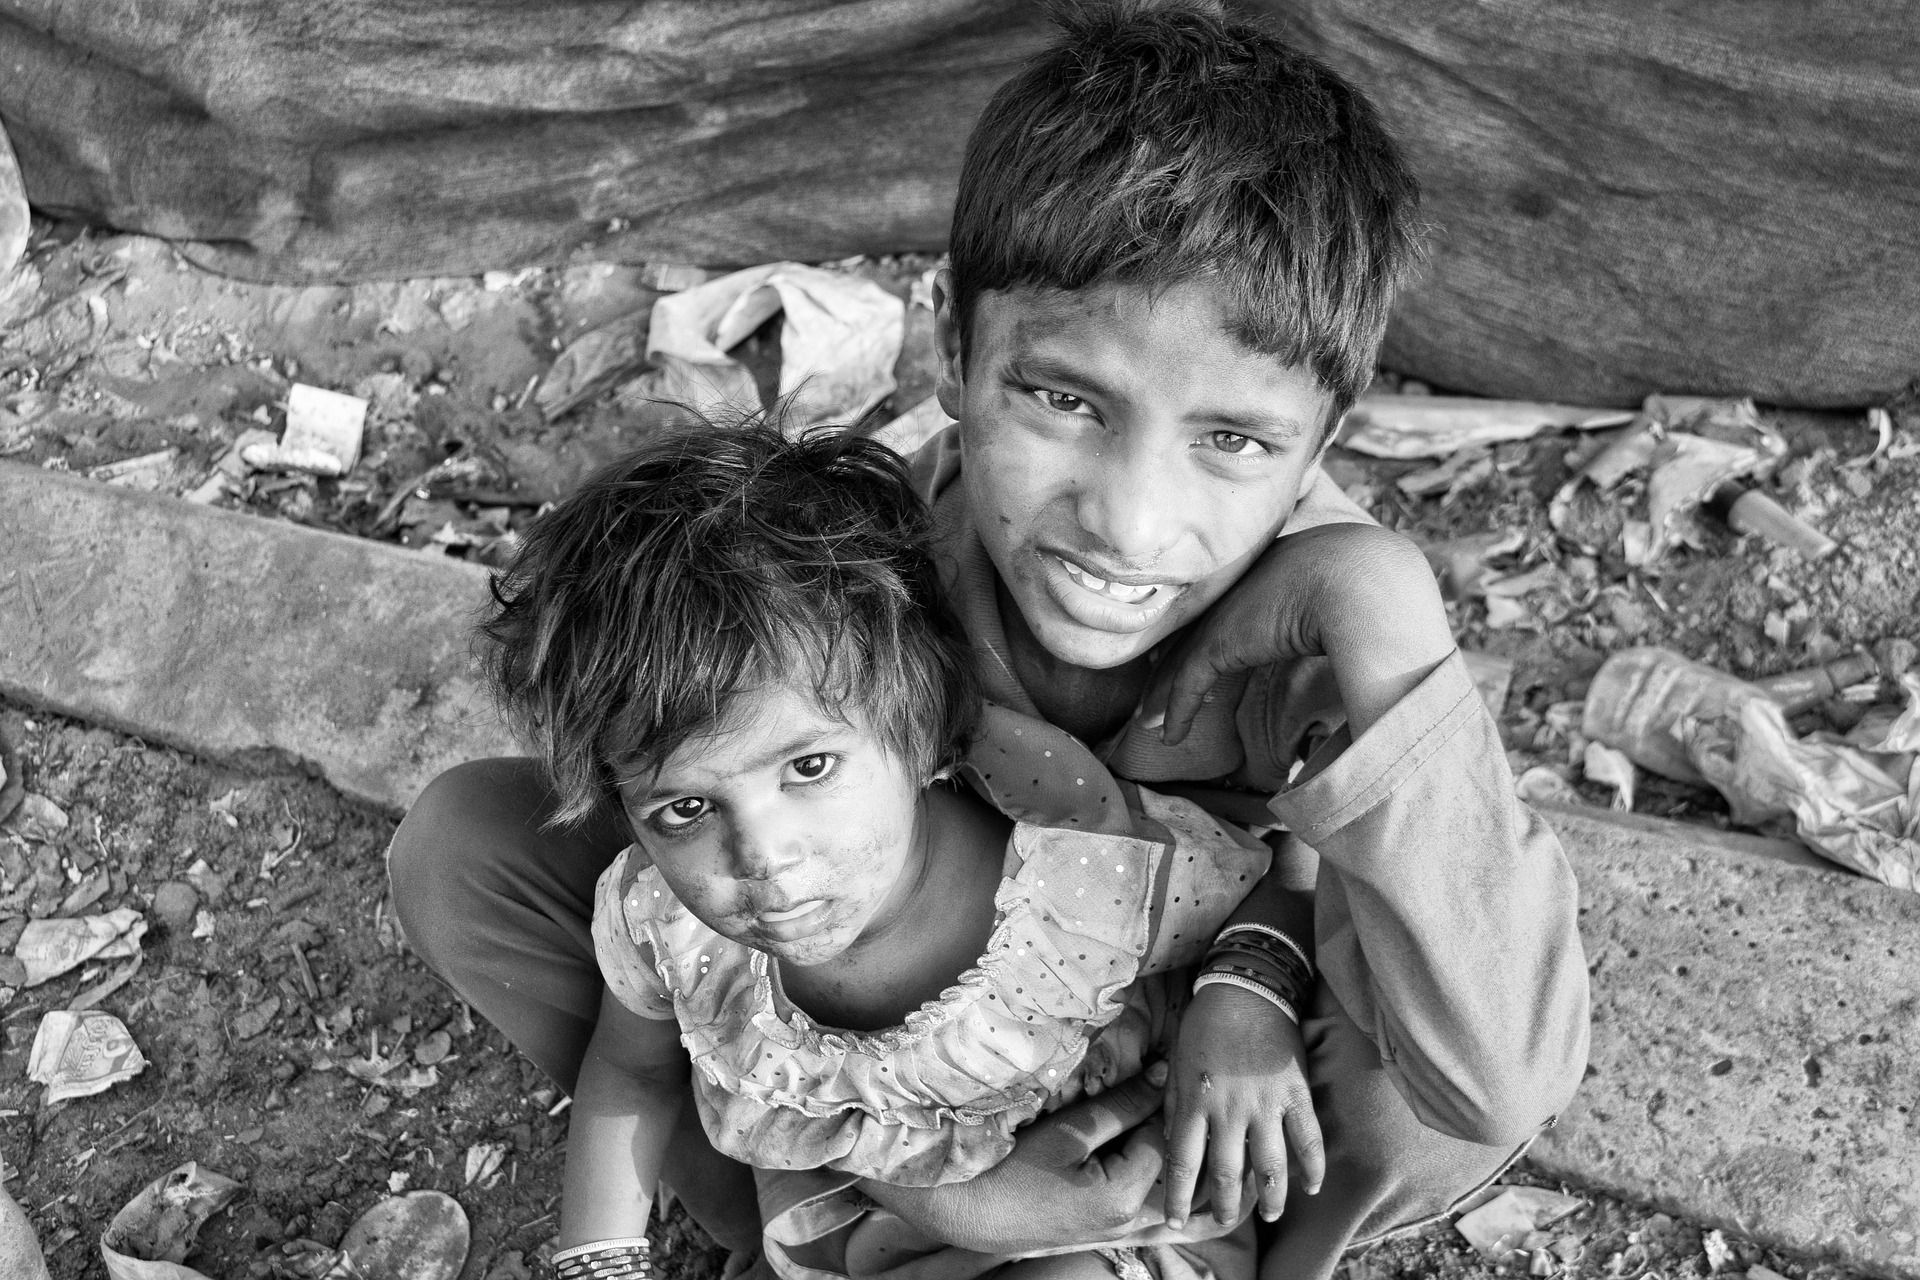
left=1053, top=1071, right=1163, bottom=1157
left=1283, top=1103, right=1327, bottom=1196
left=1153, top=644, right=1226, bottom=747
left=1206, top=1136, right=1245, bottom=1227
left=1159, top=1107, right=1207, bottom=1228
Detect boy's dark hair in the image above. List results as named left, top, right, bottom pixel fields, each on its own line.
left=949, top=0, right=1422, bottom=423
left=481, top=413, right=981, bottom=829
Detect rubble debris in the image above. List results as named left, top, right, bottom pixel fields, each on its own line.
left=1, top=1156, right=53, bottom=1280
left=328, top=1190, right=470, bottom=1280
left=0, top=117, right=26, bottom=276
left=868, top=396, right=954, bottom=460
left=1340, top=394, right=1632, bottom=460
left=101, top=1162, right=241, bottom=1280
left=87, top=448, right=181, bottom=492
left=1582, top=741, right=1637, bottom=811
left=5, top=791, right=68, bottom=842
left=1454, top=1185, right=1584, bottom=1258
left=1710, top=485, right=1837, bottom=560
left=27, top=1008, right=148, bottom=1102
left=14, top=906, right=147, bottom=986
left=0, top=723, right=22, bottom=827
left=536, top=310, right=650, bottom=420
left=240, top=384, right=368, bottom=476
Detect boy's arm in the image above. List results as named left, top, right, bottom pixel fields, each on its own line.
left=560, top=990, right=692, bottom=1248
left=1146, top=523, right=1590, bottom=1147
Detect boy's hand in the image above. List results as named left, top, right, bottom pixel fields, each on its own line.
left=1163, top=984, right=1324, bottom=1228
left=865, top=1069, right=1168, bottom=1254
left=1141, top=523, right=1452, bottom=745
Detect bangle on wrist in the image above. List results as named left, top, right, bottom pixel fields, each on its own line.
left=552, top=1237, right=652, bottom=1280
left=1193, top=970, right=1299, bottom=1024
left=1212, top=923, right=1312, bottom=974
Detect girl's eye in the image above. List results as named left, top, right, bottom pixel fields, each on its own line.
left=788, top=753, right=837, bottom=782
left=1208, top=431, right=1267, bottom=456
left=652, top=797, right=709, bottom=829
left=1034, top=389, right=1090, bottom=415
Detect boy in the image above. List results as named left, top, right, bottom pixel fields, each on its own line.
left=390, top=5, right=1589, bottom=1278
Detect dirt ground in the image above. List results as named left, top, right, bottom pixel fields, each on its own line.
left=2, top=218, right=1914, bottom=1278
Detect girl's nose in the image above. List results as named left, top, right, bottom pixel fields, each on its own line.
left=725, top=815, right=805, bottom=882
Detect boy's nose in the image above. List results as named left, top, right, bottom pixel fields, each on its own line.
left=1074, top=439, right=1184, bottom=563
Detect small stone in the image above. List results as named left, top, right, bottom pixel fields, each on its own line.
left=153, top=881, right=199, bottom=930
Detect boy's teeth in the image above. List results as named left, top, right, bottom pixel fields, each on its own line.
left=1060, top=558, right=1157, bottom=604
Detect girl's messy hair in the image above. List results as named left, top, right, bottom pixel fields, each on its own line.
left=480, top=411, right=980, bottom=828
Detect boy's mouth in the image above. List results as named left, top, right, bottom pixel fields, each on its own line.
left=1055, top=556, right=1160, bottom=604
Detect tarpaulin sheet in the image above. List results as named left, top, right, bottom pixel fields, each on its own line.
left=2, top=0, right=1915, bottom=407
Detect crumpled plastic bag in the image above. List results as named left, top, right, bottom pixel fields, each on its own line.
left=631, top=262, right=904, bottom=430
left=101, top=1162, right=242, bottom=1280
left=1685, top=674, right=1920, bottom=891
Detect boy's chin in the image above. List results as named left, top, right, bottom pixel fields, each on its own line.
left=1027, top=614, right=1171, bottom=671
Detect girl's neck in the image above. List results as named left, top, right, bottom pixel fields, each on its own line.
left=774, top=782, right=1010, bottom=1032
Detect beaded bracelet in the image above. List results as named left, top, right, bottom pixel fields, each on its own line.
left=1193, top=970, right=1299, bottom=1024
left=552, top=1237, right=652, bottom=1280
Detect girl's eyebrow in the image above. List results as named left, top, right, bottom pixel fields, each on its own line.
left=631, top=730, right=843, bottom=802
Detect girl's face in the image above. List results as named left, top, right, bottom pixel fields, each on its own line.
left=617, top=680, right=928, bottom=970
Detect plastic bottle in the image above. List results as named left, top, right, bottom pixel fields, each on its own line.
left=1581, top=647, right=1772, bottom=785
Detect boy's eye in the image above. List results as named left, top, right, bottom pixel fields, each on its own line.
left=787, top=753, right=837, bottom=782
left=653, top=797, right=709, bottom=829
left=1033, top=389, right=1091, bottom=416
left=1208, top=431, right=1267, bottom=456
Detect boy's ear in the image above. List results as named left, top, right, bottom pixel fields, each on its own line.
left=931, top=268, right=967, bottom=421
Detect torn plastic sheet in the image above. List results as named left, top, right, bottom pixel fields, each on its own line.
left=1685, top=674, right=1920, bottom=891
left=634, top=262, right=904, bottom=430
left=101, top=1162, right=242, bottom=1280
left=1340, top=394, right=1632, bottom=460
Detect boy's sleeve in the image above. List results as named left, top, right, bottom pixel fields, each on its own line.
left=1261, top=650, right=1591, bottom=1147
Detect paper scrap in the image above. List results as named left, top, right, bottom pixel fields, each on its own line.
left=1582, top=742, right=1637, bottom=812
left=636, top=262, right=905, bottom=430
left=1340, top=395, right=1633, bottom=460
left=1516, top=767, right=1581, bottom=808
left=27, top=1009, right=148, bottom=1102
left=88, top=449, right=180, bottom=492
left=240, top=384, right=367, bottom=476
left=101, top=1162, right=241, bottom=1280
left=15, top=907, right=147, bottom=986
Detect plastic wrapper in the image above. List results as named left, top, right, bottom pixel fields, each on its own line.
left=633, top=262, right=904, bottom=430
left=1685, top=674, right=1920, bottom=891
left=15, top=907, right=147, bottom=986
left=1339, top=394, right=1630, bottom=460
left=101, top=1162, right=242, bottom=1280
left=240, top=384, right=367, bottom=476
left=27, top=1009, right=148, bottom=1102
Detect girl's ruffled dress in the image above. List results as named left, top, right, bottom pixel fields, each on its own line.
left=593, top=706, right=1271, bottom=1280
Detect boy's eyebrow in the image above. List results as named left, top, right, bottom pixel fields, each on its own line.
left=630, top=729, right=844, bottom=800
left=1010, top=355, right=1309, bottom=441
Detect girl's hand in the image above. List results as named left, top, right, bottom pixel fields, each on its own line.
left=1162, top=983, right=1325, bottom=1228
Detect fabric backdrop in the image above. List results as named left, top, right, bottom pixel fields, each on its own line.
left=2, top=0, right=1914, bottom=407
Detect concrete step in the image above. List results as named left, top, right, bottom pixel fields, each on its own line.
left=0, top=462, right=516, bottom=814
left=2, top=461, right=1913, bottom=1274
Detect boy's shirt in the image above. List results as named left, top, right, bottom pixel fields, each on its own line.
left=909, top=427, right=1591, bottom=1146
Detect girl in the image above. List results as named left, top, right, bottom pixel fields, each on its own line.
left=479, top=418, right=1313, bottom=1280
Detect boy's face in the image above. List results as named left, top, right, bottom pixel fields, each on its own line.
left=617, top=680, right=926, bottom=971
left=935, top=274, right=1337, bottom=672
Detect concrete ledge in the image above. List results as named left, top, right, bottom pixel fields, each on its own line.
left=0, top=462, right=517, bottom=814
left=1534, top=806, right=1919, bottom=1277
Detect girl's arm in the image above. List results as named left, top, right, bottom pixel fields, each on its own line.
left=559, top=989, right=693, bottom=1248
